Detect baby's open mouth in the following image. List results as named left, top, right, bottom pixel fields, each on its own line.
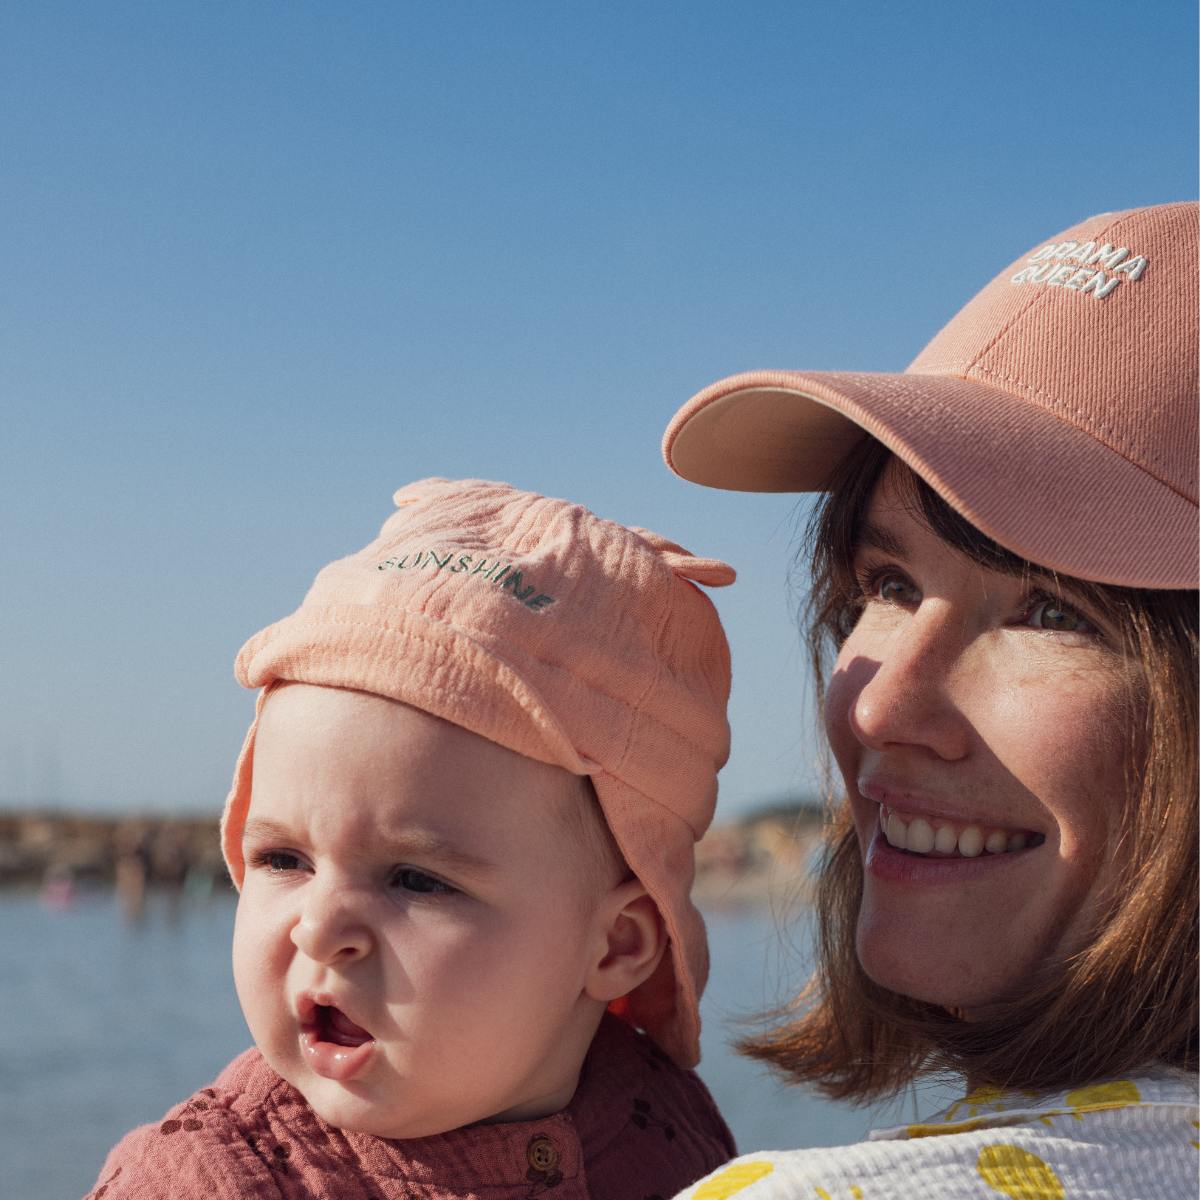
left=315, top=1005, right=373, bottom=1047
left=296, top=992, right=377, bottom=1082
left=878, top=803, right=1045, bottom=858
left=298, top=994, right=374, bottom=1047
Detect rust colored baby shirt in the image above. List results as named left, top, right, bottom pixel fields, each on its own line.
left=85, top=1015, right=735, bottom=1200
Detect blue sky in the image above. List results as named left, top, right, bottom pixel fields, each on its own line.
left=2, top=1, right=1196, bottom=816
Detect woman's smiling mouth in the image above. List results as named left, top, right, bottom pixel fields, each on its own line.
left=877, top=803, right=1045, bottom=858
left=864, top=803, right=1048, bottom=887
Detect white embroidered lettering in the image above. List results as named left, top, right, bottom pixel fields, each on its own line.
left=1112, top=255, right=1148, bottom=280
left=1088, top=243, right=1128, bottom=269
left=1009, top=236, right=1147, bottom=303
left=1088, top=275, right=1121, bottom=300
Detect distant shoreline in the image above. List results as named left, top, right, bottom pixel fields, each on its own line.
left=0, top=803, right=826, bottom=901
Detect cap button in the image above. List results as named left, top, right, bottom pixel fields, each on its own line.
left=526, top=1133, right=560, bottom=1173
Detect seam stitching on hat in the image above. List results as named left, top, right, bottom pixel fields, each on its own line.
left=612, top=551, right=673, bottom=782
left=970, top=365, right=1193, bottom=499
left=594, top=765, right=705, bottom=841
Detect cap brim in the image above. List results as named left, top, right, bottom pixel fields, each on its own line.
left=664, top=369, right=1197, bottom=589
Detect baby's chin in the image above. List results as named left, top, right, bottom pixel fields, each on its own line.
left=283, top=1065, right=490, bottom=1141
left=295, top=1078, right=440, bottom=1139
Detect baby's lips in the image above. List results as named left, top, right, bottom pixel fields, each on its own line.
left=296, top=990, right=374, bottom=1041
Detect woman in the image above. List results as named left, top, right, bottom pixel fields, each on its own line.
left=662, top=202, right=1197, bottom=1198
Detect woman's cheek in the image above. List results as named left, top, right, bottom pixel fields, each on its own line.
left=824, top=653, right=864, bottom=773
left=823, top=663, right=877, bottom=855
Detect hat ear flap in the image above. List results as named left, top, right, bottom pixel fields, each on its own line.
left=627, top=527, right=736, bottom=588
left=662, top=554, right=736, bottom=588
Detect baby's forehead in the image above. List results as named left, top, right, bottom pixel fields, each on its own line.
left=251, top=689, right=607, bottom=851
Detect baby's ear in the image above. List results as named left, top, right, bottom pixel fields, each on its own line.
left=584, top=879, right=667, bottom=1003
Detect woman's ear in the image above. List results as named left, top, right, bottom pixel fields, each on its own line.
left=584, top=878, right=668, bottom=1003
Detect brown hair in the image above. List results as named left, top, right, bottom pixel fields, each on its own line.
left=741, top=435, right=1199, bottom=1099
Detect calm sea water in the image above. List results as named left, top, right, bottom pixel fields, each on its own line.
left=5, top=889, right=958, bottom=1199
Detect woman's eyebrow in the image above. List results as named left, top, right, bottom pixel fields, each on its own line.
left=854, top=520, right=907, bottom=559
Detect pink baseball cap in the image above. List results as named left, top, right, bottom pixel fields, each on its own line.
left=220, top=477, right=734, bottom=1068
left=664, top=201, right=1198, bottom=589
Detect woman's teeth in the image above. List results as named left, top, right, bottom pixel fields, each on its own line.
left=881, top=805, right=1041, bottom=857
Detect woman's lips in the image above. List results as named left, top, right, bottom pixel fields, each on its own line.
left=857, top=779, right=1045, bottom=856
left=865, top=817, right=1041, bottom=886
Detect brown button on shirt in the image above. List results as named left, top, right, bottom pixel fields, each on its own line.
left=86, top=1014, right=736, bottom=1199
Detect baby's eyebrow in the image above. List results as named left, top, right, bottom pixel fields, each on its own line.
left=242, top=817, right=297, bottom=846
left=379, top=829, right=498, bottom=876
left=241, top=816, right=497, bottom=876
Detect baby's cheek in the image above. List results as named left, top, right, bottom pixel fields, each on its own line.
left=232, top=902, right=281, bottom=1022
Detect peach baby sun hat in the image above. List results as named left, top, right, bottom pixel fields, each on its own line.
left=663, top=201, right=1198, bottom=589
left=221, top=477, right=735, bottom=1069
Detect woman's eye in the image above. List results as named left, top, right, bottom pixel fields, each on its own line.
left=391, top=867, right=454, bottom=896
left=873, top=572, right=919, bottom=605
left=1025, top=598, right=1095, bottom=635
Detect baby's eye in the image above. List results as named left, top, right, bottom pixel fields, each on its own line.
left=390, top=867, right=455, bottom=896
left=1024, top=597, right=1096, bottom=636
left=253, top=850, right=303, bottom=873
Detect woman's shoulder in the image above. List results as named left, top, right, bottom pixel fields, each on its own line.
left=84, top=1050, right=292, bottom=1200
left=869, top=1066, right=1199, bottom=1141
left=671, top=1069, right=1199, bottom=1200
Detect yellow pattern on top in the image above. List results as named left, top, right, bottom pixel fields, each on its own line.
left=977, top=1145, right=1065, bottom=1200
left=1064, top=1079, right=1141, bottom=1116
left=943, top=1086, right=1008, bottom=1121
left=911, top=1078, right=1149, bottom=1137
left=692, top=1161, right=775, bottom=1199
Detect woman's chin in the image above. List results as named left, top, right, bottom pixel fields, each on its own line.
left=854, top=920, right=1017, bottom=1012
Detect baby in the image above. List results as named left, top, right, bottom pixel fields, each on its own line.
left=88, top=477, right=737, bottom=1200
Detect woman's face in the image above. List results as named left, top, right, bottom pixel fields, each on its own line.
left=825, top=467, right=1138, bottom=1011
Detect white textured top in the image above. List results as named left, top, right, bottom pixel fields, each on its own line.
left=675, top=1069, right=1199, bottom=1200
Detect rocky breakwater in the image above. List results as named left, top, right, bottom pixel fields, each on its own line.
left=0, top=809, right=229, bottom=891
left=692, top=803, right=824, bottom=907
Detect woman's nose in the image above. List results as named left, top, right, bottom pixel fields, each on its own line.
left=844, top=611, right=971, bottom=762
left=289, top=883, right=374, bottom=964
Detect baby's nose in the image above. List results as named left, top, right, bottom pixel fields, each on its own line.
left=290, top=891, right=373, bottom=964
